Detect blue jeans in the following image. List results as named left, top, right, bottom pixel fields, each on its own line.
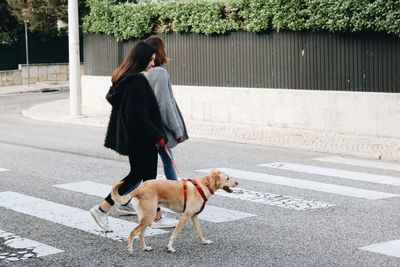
left=158, top=146, right=178, bottom=180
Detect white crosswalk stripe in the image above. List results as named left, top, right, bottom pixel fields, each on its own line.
left=196, top=168, right=399, bottom=200
left=359, top=239, right=400, bottom=258
left=260, top=162, right=400, bottom=186
left=216, top=188, right=335, bottom=210
left=53, top=181, right=256, bottom=223
left=0, top=167, right=8, bottom=172
left=314, top=156, right=400, bottom=172
left=0, top=229, right=63, bottom=263
left=0, top=191, right=168, bottom=242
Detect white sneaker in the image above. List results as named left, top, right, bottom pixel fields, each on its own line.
left=116, top=201, right=137, bottom=216
left=90, top=205, right=112, bottom=232
left=151, top=217, right=179, bottom=229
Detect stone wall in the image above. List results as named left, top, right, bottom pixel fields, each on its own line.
left=0, top=63, right=81, bottom=86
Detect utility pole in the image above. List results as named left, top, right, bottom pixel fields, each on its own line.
left=24, top=20, right=30, bottom=87
left=68, top=0, right=81, bottom=116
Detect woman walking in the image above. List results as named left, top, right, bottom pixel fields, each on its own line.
left=144, top=36, right=189, bottom=181
left=90, top=41, right=167, bottom=232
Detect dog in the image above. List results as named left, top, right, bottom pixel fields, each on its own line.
left=111, top=169, right=238, bottom=253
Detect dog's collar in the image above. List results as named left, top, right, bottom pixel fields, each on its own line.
left=183, top=179, right=212, bottom=215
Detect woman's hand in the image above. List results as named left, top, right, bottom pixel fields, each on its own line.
left=155, top=138, right=165, bottom=148
left=176, top=136, right=185, bottom=143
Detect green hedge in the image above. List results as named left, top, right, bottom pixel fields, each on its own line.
left=82, top=0, right=400, bottom=41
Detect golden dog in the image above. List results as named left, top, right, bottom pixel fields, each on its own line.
left=111, top=169, right=238, bottom=253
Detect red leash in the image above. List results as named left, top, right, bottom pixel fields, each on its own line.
left=162, top=143, right=180, bottom=174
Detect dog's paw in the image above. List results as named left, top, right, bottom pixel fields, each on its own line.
left=201, top=239, right=213, bottom=245
left=167, top=246, right=176, bottom=253
left=143, top=246, right=153, bottom=251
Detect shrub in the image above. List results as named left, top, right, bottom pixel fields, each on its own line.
left=111, top=2, right=156, bottom=40
left=157, top=0, right=239, bottom=34
left=82, top=0, right=400, bottom=40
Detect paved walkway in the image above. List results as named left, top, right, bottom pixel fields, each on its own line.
left=0, top=81, right=69, bottom=95
left=3, top=82, right=400, bottom=161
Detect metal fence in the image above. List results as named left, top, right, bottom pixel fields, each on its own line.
left=84, top=31, right=400, bottom=92
left=0, top=35, right=83, bottom=71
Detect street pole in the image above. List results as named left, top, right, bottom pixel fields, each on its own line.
left=68, top=0, right=82, bottom=116
left=24, top=20, right=30, bottom=87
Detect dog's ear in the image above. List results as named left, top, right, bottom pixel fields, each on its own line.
left=210, top=169, right=220, bottom=180
left=209, top=169, right=219, bottom=175
left=209, top=169, right=221, bottom=189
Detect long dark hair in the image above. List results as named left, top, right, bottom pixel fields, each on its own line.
left=144, top=35, right=169, bottom=66
left=111, top=41, right=155, bottom=85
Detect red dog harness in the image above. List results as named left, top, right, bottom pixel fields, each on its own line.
left=183, top=179, right=214, bottom=215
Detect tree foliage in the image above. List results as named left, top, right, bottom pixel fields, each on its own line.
left=7, top=0, right=68, bottom=36
left=0, top=0, right=21, bottom=45
left=1, top=0, right=89, bottom=45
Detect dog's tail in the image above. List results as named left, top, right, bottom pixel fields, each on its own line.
left=110, top=181, right=132, bottom=205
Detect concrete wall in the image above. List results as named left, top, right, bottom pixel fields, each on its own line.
left=82, top=75, right=400, bottom=138
left=0, top=63, right=79, bottom=86
left=81, top=75, right=112, bottom=115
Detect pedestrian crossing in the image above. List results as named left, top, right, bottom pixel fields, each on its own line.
left=53, top=181, right=256, bottom=223
left=215, top=187, right=335, bottom=210
left=196, top=168, right=399, bottom=200
left=0, top=191, right=168, bottom=242
left=1, top=155, right=400, bottom=261
left=359, top=239, right=400, bottom=258
left=0, top=229, right=63, bottom=263
left=314, top=156, right=400, bottom=172
left=260, top=162, right=400, bottom=186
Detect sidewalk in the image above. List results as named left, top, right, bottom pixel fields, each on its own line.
left=0, top=81, right=69, bottom=95
left=4, top=82, right=400, bottom=162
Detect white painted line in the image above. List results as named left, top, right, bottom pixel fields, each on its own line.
left=196, top=168, right=399, bottom=200
left=199, top=205, right=254, bottom=223
left=216, top=188, right=335, bottom=210
left=54, top=181, right=111, bottom=197
left=0, top=229, right=63, bottom=263
left=0, top=192, right=167, bottom=242
left=0, top=167, right=8, bottom=172
left=260, top=162, right=400, bottom=186
left=360, top=239, right=400, bottom=258
left=314, top=156, right=400, bottom=172
left=53, top=181, right=256, bottom=223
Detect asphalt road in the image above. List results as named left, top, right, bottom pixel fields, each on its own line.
left=1, top=91, right=400, bottom=267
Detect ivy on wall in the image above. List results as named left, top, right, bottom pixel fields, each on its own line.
left=82, top=0, right=400, bottom=41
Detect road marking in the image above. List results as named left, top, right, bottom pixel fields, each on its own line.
left=196, top=168, right=399, bottom=200
left=0, top=229, right=63, bottom=263
left=314, top=156, right=400, bottom=172
left=0, top=192, right=167, bottom=242
left=216, top=188, right=335, bottom=210
left=53, top=181, right=256, bottom=223
left=0, top=168, right=8, bottom=172
left=359, top=239, right=400, bottom=258
left=260, top=162, right=400, bottom=186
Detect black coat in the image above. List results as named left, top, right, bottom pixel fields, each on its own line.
left=104, top=73, right=167, bottom=155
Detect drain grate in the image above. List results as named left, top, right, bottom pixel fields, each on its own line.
left=40, top=88, right=60, bottom=93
